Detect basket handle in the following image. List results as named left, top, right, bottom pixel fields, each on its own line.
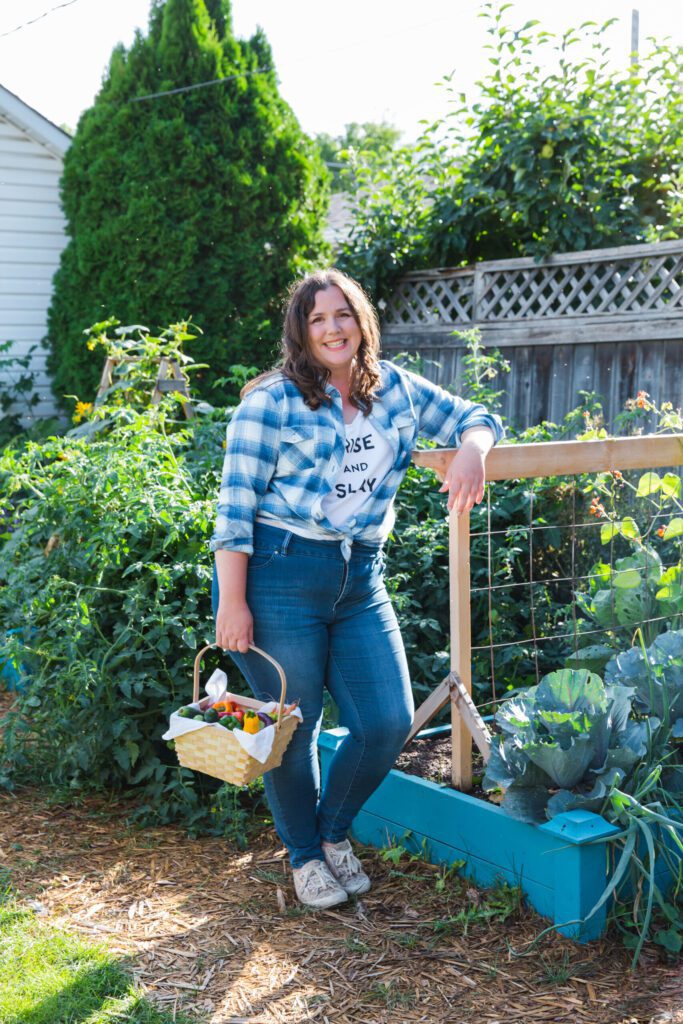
left=193, top=643, right=288, bottom=732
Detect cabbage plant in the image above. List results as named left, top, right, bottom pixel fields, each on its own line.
left=484, top=643, right=683, bottom=961
left=483, top=668, right=646, bottom=823
left=605, top=629, right=683, bottom=738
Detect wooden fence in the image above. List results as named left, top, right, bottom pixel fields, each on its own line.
left=381, top=240, right=683, bottom=431
left=409, top=433, right=683, bottom=790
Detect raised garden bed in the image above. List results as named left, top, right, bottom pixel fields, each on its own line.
left=319, top=728, right=622, bottom=943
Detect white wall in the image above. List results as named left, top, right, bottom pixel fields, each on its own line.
left=0, top=112, right=68, bottom=424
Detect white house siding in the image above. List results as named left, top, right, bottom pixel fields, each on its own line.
left=0, top=102, right=69, bottom=424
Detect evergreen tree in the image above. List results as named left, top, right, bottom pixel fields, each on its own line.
left=47, top=0, right=329, bottom=408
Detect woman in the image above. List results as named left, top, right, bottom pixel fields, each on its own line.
left=211, top=269, right=503, bottom=909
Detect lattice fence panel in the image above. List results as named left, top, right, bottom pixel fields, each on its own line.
left=475, top=254, right=683, bottom=321
left=382, top=274, right=475, bottom=325
left=383, top=249, right=683, bottom=326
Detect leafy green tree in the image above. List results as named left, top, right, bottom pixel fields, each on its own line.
left=340, top=6, right=683, bottom=299
left=47, top=0, right=329, bottom=410
left=316, top=121, right=401, bottom=191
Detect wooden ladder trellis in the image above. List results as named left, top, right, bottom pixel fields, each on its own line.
left=407, top=433, right=683, bottom=791
left=95, top=357, right=194, bottom=418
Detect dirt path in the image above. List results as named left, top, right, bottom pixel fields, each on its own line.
left=1, top=789, right=681, bottom=1024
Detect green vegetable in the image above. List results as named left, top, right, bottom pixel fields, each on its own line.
left=193, top=714, right=204, bottom=721
left=482, top=668, right=641, bottom=822
left=177, top=707, right=194, bottom=718
left=219, top=715, right=239, bottom=730
left=203, top=708, right=219, bottom=723
left=606, top=629, right=683, bottom=730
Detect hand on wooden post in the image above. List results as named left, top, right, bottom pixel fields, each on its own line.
left=439, top=446, right=486, bottom=515
left=438, top=427, right=494, bottom=515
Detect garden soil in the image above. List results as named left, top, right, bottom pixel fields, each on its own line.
left=1, top=704, right=681, bottom=1023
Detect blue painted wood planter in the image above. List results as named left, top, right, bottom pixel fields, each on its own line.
left=319, top=728, right=622, bottom=942
left=0, top=629, right=27, bottom=692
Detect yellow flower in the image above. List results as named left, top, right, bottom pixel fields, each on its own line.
left=72, top=401, right=94, bottom=424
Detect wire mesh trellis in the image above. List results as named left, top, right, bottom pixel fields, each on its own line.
left=470, top=482, right=681, bottom=705
left=409, top=433, right=683, bottom=790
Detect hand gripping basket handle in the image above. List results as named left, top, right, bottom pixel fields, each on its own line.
left=193, top=643, right=288, bottom=733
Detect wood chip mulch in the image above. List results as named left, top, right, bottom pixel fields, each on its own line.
left=1, top=784, right=682, bottom=1024
left=0, top=689, right=680, bottom=1024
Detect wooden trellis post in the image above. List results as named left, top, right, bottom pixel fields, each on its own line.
left=450, top=508, right=473, bottom=790
left=95, top=356, right=194, bottom=418
left=403, top=488, right=493, bottom=790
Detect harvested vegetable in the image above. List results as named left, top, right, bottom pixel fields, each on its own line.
left=243, top=713, right=262, bottom=735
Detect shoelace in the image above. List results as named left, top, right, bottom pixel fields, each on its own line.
left=300, top=861, right=337, bottom=897
left=329, top=847, right=361, bottom=881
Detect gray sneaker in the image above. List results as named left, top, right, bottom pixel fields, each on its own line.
left=323, top=839, right=372, bottom=895
left=292, top=859, right=349, bottom=909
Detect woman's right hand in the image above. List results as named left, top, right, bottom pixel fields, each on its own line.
left=216, top=599, right=254, bottom=653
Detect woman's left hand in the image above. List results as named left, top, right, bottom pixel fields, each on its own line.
left=438, top=429, right=494, bottom=515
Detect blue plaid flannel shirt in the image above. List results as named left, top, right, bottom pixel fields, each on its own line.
left=210, top=360, right=504, bottom=555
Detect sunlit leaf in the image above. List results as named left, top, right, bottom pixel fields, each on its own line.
left=636, top=472, right=661, bottom=497
left=601, top=522, right=619, bottom=544
left=620, top=517, right=640, bottom=540
left=613, top=568, right=642, bottom=589
left=660, top=473, right=681, bottom=499
left=663, top=518, right=683, bottom=541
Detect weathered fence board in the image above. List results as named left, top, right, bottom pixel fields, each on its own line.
left=381, top=240, right=683, bottom=429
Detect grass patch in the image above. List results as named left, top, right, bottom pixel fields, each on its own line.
left=0, top=895, right=193, bottom=1024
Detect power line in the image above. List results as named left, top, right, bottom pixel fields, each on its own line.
left=132, top=67, right=273, bottom=103
left=0, top=0, right=80, bottom=39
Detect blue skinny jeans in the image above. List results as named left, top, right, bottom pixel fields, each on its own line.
left=211, top=523, right=414, bottom=868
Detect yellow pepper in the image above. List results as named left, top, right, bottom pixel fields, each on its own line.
left=243, top=713, right=261, bottom=735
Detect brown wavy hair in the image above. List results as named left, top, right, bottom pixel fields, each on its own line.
left=241, top=269, right=382, bottom=412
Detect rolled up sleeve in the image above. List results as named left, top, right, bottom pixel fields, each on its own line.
left=405, top=370, right=504, bottom=447
left=209, top=389, right=281, bottom=556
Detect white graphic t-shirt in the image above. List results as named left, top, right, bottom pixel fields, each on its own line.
left=321, top=412, right=393, bottom=528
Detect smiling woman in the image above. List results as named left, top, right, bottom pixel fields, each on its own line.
left=209, top=267, right=504, bottom=911
left=306, top=286, right=362, bottom=382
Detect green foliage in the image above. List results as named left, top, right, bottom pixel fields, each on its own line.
left=315, top=120, right=401, bottom=192
left=0, top=336, right=266, bottom=835
left=574, top=465, right=683, bottom=654
left=0, top=892, right=193, bottom=1023
left=484, top=633, right=683, bottom=962
left=388, top=462, right=584, bottom=705
left=482, top=668, right=643, bottom=819
left=430, top=880, right=523, bottom=935
left=47, top=0, right=329, bottom=412
left=606, top=630, right=683, bottom=737
left=340, top=5, right=683, bottom=298
left=0, top=341, right=47, bottom=450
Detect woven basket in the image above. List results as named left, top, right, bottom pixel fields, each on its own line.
left=173, top=643, right=299, bottom=786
